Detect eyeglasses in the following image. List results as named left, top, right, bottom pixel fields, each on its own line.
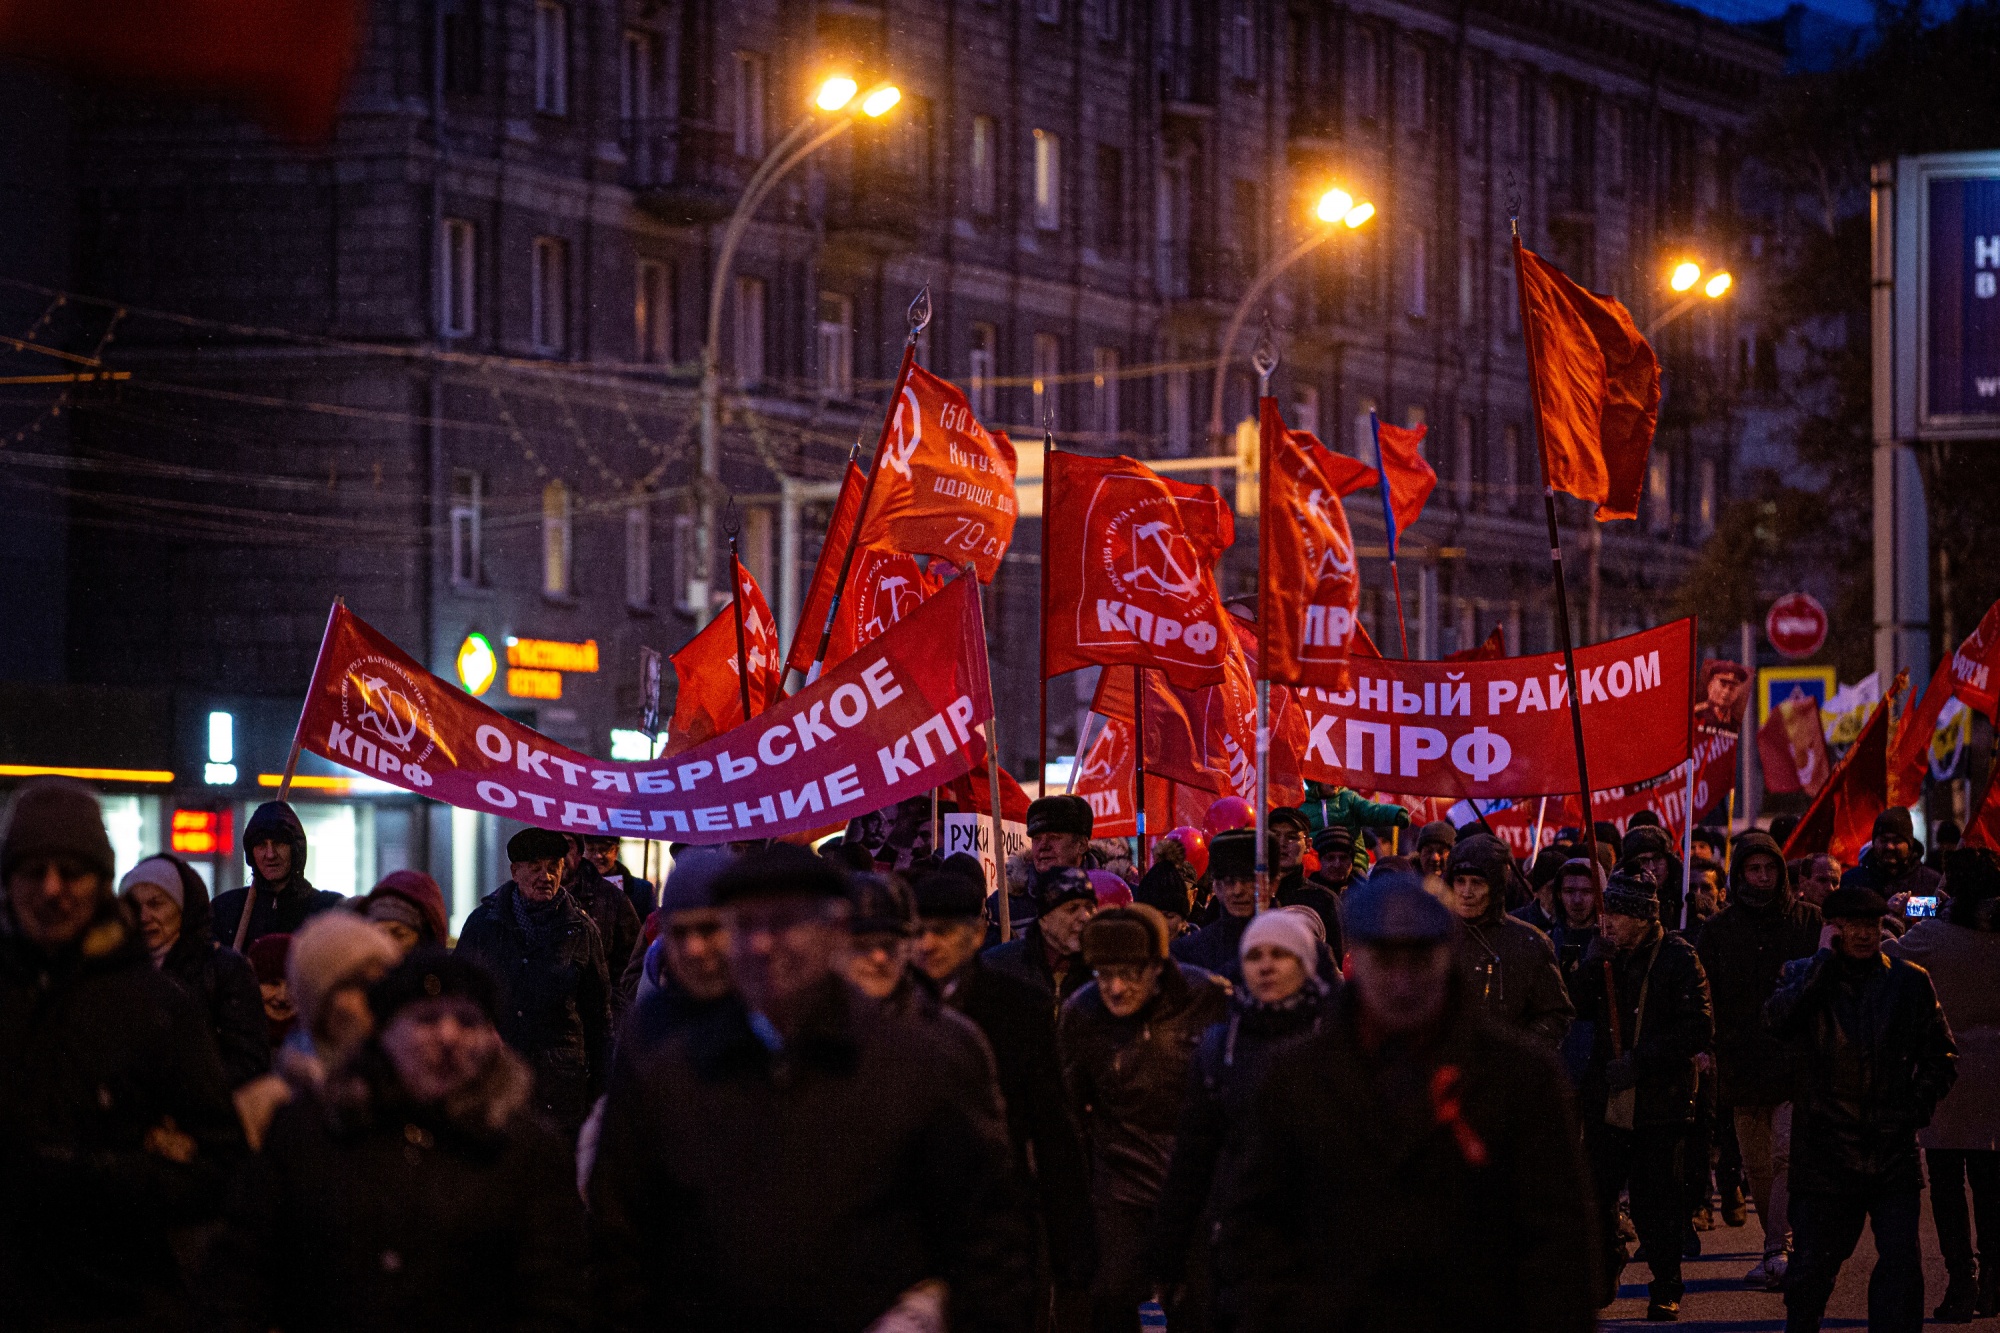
left=1092, top=964, right=1156, bottom=985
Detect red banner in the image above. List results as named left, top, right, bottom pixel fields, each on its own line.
left=855, top=362, right=1018, bottom=583
left=823, top=548, right=947, bottom=670
left=1071, top=717, right=1211, bottom=838
left=1259, top=399, right=1377, bottom=685
left=1476, top=727, right=1738, bottom=856
left=668, top=555, right=783, bottom=750
left=1951, top=598, right=2000, bottom=719
left=1044, top=451, right=1236, bottom=691
left=293, top=577, right=994, bottom=845
left=1291, top=620, right=1696, bottom=799
left=786, top=459, right=866, bottom=677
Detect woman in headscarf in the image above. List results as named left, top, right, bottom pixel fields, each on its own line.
left=120, top=852, right=270, bottom=1088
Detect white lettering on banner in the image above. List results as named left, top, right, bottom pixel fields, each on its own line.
left=608, top=808, right=643, bottom=831
left=636, top=769, right=674, bottom=793
left=1347, top=720, right=1393, bottom=773
left=1489, top=680, right=1519, bottom=713
left=830, top=684, right=868, bottom=727
left=1304, top=605, right=1354, bottom=648
left=911, top=713, right=955, bottom=765
left=352, top=736, right=378, bottom=769
left=1306, top=713, right=1339, bottom=765
left=1579, top=666, right=1607, bottom=705
left=759, top=726, right=797, bottom=766
left=592, top=770, right=631, bottom=793
left=516, top=745, right=551, bottom=779
left=862, top=659, right=904, bottom=708
left=795, top=703, right=835, bottom=751
left=879, top=736, right=923, bottom=783
left=1395, top=682, right=1425, bottom=714
left=677, top=759, right=714, bottom=790
left=562, top=802, right=603, bottom=829
left=942, top=813, right=1031, bottom=883
left=476, top=725, right=510, bottom=762
left=718, top=751, right=756, bottom=782
left=1441, top=682, right=1470, bottom=716
left=1517, top=677, right=1546, bottom=712
left=1084, top=790, right=1124, bottom=818
left=1954, top=652, right=1989, bottom=694
left=1634, top=652, right=1661, bottom=692
left=551, top=756, right=585, bottom=785
left=1401, top=726, right=1448, bottom=776
left=328, top=722, right=354, bottom=758
left=477, top=780, right=516, bottom=808
left=694, top=807, right=730, bottom=832
left=780, top=783, right=825, bottom=819
left=1550, top=673, right=1570, bottom=710
left=1093, top=599, right=1221, bottom=655
left=520, top=791, right=555, bottom=818
left=1451, top=728, right=1513, bottom=782
left=735, top=796, right=778, bottom=827
left=1606, top=660, right=1632, bottom=697
left=825, top=765, right=865, bottom=805
left=947, top=696, right=976, bottom=744
left=1359, top=678, right=1388, bottom=712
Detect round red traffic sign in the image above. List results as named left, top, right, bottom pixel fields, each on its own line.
left=1766, top=592, right=1828, bottom=660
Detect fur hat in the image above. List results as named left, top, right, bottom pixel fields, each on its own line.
left=1080, top=904, right=1169, bottom=968
left=1026, top=794, right=1093, bottom=838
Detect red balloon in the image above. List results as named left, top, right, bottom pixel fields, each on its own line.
left=1160, top=826, right=1209, bottom=878
left=1202, top=796, right=1255, bottom=839
left=1087, top=869, right=1132, bottom=908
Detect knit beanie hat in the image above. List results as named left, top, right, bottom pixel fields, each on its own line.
left=1, top=778, right=115, bottom=883
left=120, top=855, right=187, bottom=909
left=1240, top=907, right=1321, bottom=980
left=1416, top=820, right=1458, bottom=853
left=1034, top=866, right=1096, bottom=911
left=660, top=847, right=730, bottom=916
left=288, top=910, right=400, bottom=1036
left=1873, top=806, right=1916, bottom=843
left=1602, top=870, right=1659, bottom=921
left=366, top=870, right=449, bottom=944
left=1133, top=860, right=1192, bottom=919
left=1080, top=904, right=1169, bottom=969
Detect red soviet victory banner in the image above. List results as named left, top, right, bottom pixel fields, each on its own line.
left=1759, top=690, right=1832, bottom=797
left=290, top=575, right=995, bottom=845
left=1292, top=619, right=1696, bottom=799
left=823, top=549, right=948, bottom=671
left=1515, top=244, right=1661, bottom=522
left=854, top=362, right=1018, bottom=583
left=1259, top=398, right=1379, bottom=685
left=786, top=459, right=867, bottom=677
left=1045, top=451, right=1236, bottom=691
left=1783, top=677, right=1902, bottom=865
left=668, top=556, right=784, bottom=750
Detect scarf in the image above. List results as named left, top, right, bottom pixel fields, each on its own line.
left=509, top=884, right=565, bottom=947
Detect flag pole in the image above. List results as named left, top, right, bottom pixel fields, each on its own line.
left=1511, top=220, right=1619, bottom=1052
left=1133, top=665, right=1149, bottom=871
left=253, top=595, right=345, bottom=952
left=1679, top=756, right=1697, bottom=929
left=1067, top=711, right=1098, bottom=795
left=1531, top=795, right=1549, bottom=856
left=728, top=536, right=753, bottom=725
left=1038, top=403, right=1055, bottom=796
left=1370, top=409, right=1413, bottom=659
left=804, top=286, right=931, bottom=685
left=1252, top=324, right=1277, bottom=913
left=783, top=438, right=860, bottom=694
left=964, top=562, right=1011, bottom=942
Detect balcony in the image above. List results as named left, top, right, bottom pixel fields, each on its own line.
left=619, top=118, right=743, bottom=225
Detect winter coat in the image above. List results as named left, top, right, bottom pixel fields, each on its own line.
left=211, top=874, right=346, bottom=951
left=0, top=904, right=245, bottom=1331
left=454, top=885, right=611, bottom=1136
left=1694, top=832, right=1823, bottom=1107
left=1619, top=824, right=1687, bottom=932
left=1057, top=961, right=1232, bottom=1210
left=1565, top=925, right=1713, bottom=1127
left=1226, top=981, right=1599, bottom=1333
left=1274, top=873, right=1345, bottom=959
left=1447, top=834, right=1573, bottom=1047
left=587, top=978, right=1034, bottom=1333
left=607, top=862, right=656, bottom=921
left=1887, top=918, right=2000, bottom=1150
left=1171, top=909, right=1338, bottom=987
left=941, top=954, right=1096, bottom=1287
left=1299, top=786, right=1411, bottom=836
left=983, top=921, right=1089, bottom=1009
left=207, top=1043, right=585, bottom=1333
left=1146, top=982, right=1331, bottom=1294
left=160, top=932, right=270, bottom=1089
left=566, top=862, right=642, bottom=1003
left=1765, top=949, right=1958, bottom=1194
left=1841, top=849, right=1943, bottom=902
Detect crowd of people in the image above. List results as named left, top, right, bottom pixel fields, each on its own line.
left=1, top=772, right=1996, bottom=1333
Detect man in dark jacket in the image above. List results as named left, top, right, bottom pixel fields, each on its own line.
left=986, top=866, right=1097, bottom=1008
left=1445, top=833, right=1572, bottom=1048
left=1696, top=829, right=1823, bottom=1288
left=120, top=854, right=269, bottom=1088
left=211, top=800, right=346, bottom=951
left=1173, top=829, right=1268, bottom=978
left=563, top=834, right=642, bottom=1001
left=589, top=845, right=1033, bottom=1333
left=208, top=951, right=589, bottom=1333
left=455, top=827, right=611, bottom=1138
left=1766, top=885, right=1958, bottom=1333
left=913, top=861, right=1096, bottom=1322
left=1415, top=820, right=1457, bottom=879
left=1622, top=822, right=1689, bottom=933
left=1270, top=808, right=1345, bottom=956
left=1060, top=905, right=1231, bottom=1333
left=0, top=779, right=245, bottom=1332
left=1569, top=873, right=1714, bottom=1321
left=1841, top=807, right=1944, bottom=905
left=580, top=833, right=656, bottom=922
left=1308, top=824, right=1361, bottom=894
left=1227, top=873, right=1599, bottom=1333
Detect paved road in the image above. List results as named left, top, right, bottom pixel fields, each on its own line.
left=1601, top=1199, right=1972, bottom=1330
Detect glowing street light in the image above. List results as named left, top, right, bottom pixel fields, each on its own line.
left=1670, top=261, right=1702, bottom=293
left=861, top=84, right=901, bottom=117
left=815, top=76, right=858, bottom=112
left=1315, top=188, right=1354, bottom=223
left=1342, top=201, right=1375, bottom=229
left=1704, top=271, right=1733, bottom=299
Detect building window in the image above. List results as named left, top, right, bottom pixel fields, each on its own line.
left=449, top=470, right=482, bottom=586
left=1034, top=0, right=1060, bottom=23
left=635, top=260, right=670, bottom=363
left=441, top=0, right=483, bottom=95
left=1032, top=333, right=1061, bottom=424
left=1648, top=451, right=1672, bottom=534
left=1407, top=228, right=1428, bottom=318
left=1351, top=398, right=1377, bottom=461
left=968, top=323, right=998, bottom=420
left=1165, top=366, right=1191, bottom=455
left=1032, top=129, right=1061, bottom=232
left=440, top=218, right=475, bottom=337
left=671, top=512, right=699, bottom=613
left=817, top=292, right=854, bottom=398
left=1092, top=347, right=1120, bottom=440
left=1696, top=458, right=1716, bottom=538
left=1351, top=27, right=1378, bottom=120
left=898, top=96, right=934, bottom=197
left=1453, top=413, right=1475, bottom=509
left=1404, top=45, right=1428, bottom=133
left=1458, top=237, right=1477, bottom=327
left=970, top=115, right=997, bottom=216
left=530, top=236, right=567, bottom=354
left=1225, top=0, right=1256, bottom=80
left=1094, top=145, right=1123, bottom=252
left=625, top=502, right=652, bottom=608
left=533, top=0, right=567, bottom=114
left=1292, top=385, right=1320, bottom=437
left=621, top=29, right=653, bottom=121
left=733, top=275, right=766, bottom=387
left=1083, top=0, right=1119, bottom=40
left=733, top=52, right=766, bottom=159
left=542, top=480, right=572, bottom=598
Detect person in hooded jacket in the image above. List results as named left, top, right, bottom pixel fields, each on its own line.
left=1622, top=823, right=1688, bottom=933
left=207, top=950, right=588, bottom=1333
left=120, top=853, right=269, bottom=1089
left=211, top=801, right=346, bottom=951
left=455, top=827, right=611, bottom=1138
left=1444, top=833, right=1573, bottom=1048
left=1147, top=908, right=1333, bottom=1331
left=1695, top=829, right=1823, bottom=1289
left=1840, top=807, right=1944, bottom=905
left=359, top=870, right=450, bottom=955
left=0, top=779, right=245, bottom=1333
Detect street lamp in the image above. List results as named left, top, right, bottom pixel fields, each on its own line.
left=1646, top=259, right=1734, bottom=337
left=1207, top=184, right=1375, bottom=451
left=690, top=75, right=900, bottom=618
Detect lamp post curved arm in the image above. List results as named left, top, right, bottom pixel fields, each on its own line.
left=1206, top=228, right=1340, bottom=449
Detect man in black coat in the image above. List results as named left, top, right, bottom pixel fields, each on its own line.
left=1269, top=808, right=1345, bottom=957
left=1445, top=833, right=1573, bottom=1048
left=455, top=827, right=611, bottom=1138
left=1227, top=874, right=1599, bottom=1333
left=579, top=833, right=657, bottom=922
left=0, top=779, right=245, bottom=1332
left=1696, top=829, right=1823, bottom=1288
left=589, top=845, right=1033, bottom=1333
left=563, top=834, right=642, bottom=1003
left=1060, top=906, right=1231, bottom=1333
left=211, top=800, right=346, bottom=951
left=913, top=860, right=1095, bottom=1322
left=986, top=866, right=1098, bottom=1009
left=1765, top=886, right=1958, bottom=1333
left=1840, top=807, right=1944, bottom=905
left=1568, top=873, right=1714, bottom=1321
left=1622, top=822, right=1689, bottom=934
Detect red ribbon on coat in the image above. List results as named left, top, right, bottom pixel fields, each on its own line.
left=1430, top=1065, right=1489, bottom=1168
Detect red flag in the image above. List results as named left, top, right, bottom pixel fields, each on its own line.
left=1072, top=718, right=1210, bottom=839
left=786, top=459, right=867, bottom=677
left=941, top=734, right=1031, bottom=823
left=854, top=363, right=1018, bottom=583
left=1445, top=626, right=1508, bottom=663
left=1374, top=419, right=1436, bottom=542
left=1947, top=598, right=2000, bottom=720
left=667, top=557, right=782, bottom=750
left=1044, top=452, right=1236, bottom=691
left=1889, top=656, right=1953, bottom=807
left=1759, top=690, right=1833, bottom=797
left=1781, top=674, right=1903, bottom=865
left=1258, top=398, right=1377, bottom=686
left=823, top=549, right=947, bottom=671
left=1515, top=243, right=1661, bottom=522
left=1965, top=771, right=2000, bottom=853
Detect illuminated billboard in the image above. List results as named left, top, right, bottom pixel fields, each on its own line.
left=1884, top=152, right=2000, bottom=440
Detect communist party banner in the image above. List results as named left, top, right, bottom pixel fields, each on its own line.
left=855, top=362, right=1018, bottom=583
left=667, top=556, right=782, bottom=750
left=1291, top=619, right=1695, bottom=799
left=1258, top=398, right=1378, bottom=685
left=1477, top=725, right=1739, bottom=856
left=1045, top=451, right=1236, bottom=691
left=1890, top=597, right=2000, bottom=804
left=785, top=459, right=866, bottom=677
left=292, top=577, right=994, bottom=845
left=1070, top=717, right=1212, bottom=838
left=823, top=548, right=948, bottom=670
